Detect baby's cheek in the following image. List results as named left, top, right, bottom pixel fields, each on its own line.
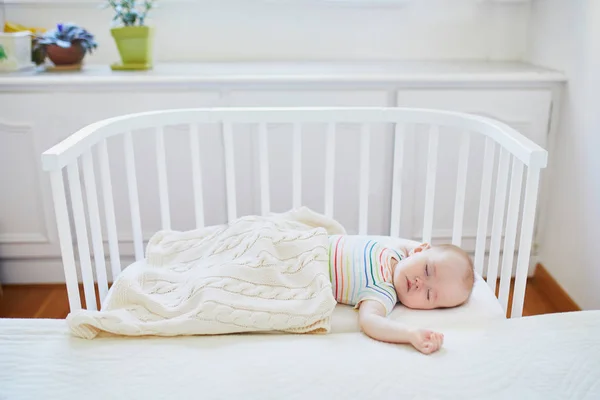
left=399, top=294, right=418, bottom=309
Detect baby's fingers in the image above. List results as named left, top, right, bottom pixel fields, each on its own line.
left=431, top=333, right=444, bottom=348
left=421, top=343, right=434, bottom=354
left=425, top=339, right=443, bottom=354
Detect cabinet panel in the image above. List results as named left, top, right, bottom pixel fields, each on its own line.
left=396, top=89, right=551, bottom=251
left=0, top=91, right=221, bottom=262
left=396, top=89, right=551, bottom=146
left=0, top=119, right=47, bottom=245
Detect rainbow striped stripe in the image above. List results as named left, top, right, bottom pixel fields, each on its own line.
left=328, top=235, right=402, bottom=315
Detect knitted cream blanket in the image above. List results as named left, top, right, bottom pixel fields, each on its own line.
left=67, top=207, right=345, bottom=339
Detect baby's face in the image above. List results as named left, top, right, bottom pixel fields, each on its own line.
left=393, top=247, right=470, bottom=310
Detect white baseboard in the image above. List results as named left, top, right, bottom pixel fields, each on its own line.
left=0, top=257, right=137, bottom=284
left=0, top=259, right=66, bottom=284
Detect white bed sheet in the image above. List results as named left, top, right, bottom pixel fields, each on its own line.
left=2, top=311, right=599, bottom=399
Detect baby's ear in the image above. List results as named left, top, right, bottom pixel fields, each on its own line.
left=409, top=243, right=431, bottom=257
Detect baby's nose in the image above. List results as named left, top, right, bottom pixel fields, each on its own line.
left=415, top=277, right=422, bottom=289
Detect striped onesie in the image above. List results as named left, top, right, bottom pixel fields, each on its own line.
left=328, top=235, right=404, bottom=315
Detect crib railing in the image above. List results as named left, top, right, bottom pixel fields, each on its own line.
left=41, top=107, right=547, bottom=319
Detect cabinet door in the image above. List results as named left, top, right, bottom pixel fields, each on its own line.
left=395, top=89, right=552, bottom=253
left=0, top=91, right=221, bottom=282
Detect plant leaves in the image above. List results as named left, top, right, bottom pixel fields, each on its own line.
left=35, top=24, right=97, bottom=54
left=55, top=39, right=72, bottom=48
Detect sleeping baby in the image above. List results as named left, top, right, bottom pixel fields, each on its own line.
left=328, top=235, right=474, bottom=355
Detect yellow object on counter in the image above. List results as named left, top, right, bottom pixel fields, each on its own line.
left=3, top=22, right=46, bottom=34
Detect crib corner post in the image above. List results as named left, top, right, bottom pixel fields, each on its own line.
left=49, top=169, right=82, bottom=312
left=511, top=166, right=542, bottom=318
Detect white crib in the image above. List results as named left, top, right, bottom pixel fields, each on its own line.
left=41, top=107, right=547, bottom=320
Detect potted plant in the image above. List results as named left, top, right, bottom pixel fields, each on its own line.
left=33, top=23, right=97, bottom=69
left=105, top=0, right=156, bottom=70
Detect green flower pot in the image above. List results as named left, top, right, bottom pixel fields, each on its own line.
left=110, top=26, right=154, bottom=70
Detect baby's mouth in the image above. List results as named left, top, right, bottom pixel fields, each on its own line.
left=406, top=277, right=412, bottom=292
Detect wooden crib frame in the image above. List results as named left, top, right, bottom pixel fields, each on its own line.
left=41, top=107, right=547, bottom=319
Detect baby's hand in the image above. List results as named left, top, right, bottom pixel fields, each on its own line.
left=409, top=329, right=444, bottom=355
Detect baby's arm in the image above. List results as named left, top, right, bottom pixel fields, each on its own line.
left=358, top=300, right=444, bottom=355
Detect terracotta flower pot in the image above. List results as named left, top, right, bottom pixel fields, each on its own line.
left=46, top=43, right=85, bottom=66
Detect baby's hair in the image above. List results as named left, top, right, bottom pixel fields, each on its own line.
left=436, top=244, right=475, bottom=292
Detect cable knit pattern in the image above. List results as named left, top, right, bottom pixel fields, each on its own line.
left=67, top=207, right=346, bottom=339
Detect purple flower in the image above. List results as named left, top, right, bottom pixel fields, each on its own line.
left=57, top=23, right=63, bottom=33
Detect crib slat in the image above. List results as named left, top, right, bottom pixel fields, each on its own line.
left=293, top=123, right=302, bottom=209
left=223, top=122, right=237, bottom=222
left=98, top=139, right=121, bottom=279
left=259, top=123, right=271, bottom=215
left=81, top=151, right=109, bottom=303
left=499, top=159, right=524, bottom=314
left=390, top=123, right=405, bottom=237
left=155, top=127, right=171, bottom=230
left=124, top=132, right=144, bottom=261
left=474, top=138, right=496, bottom=275
left=50, top=170, right=81, bottom=311
left=422, top=125, right=439, bottom=244
left=189, top=124, right=205, bottom=229
left=358, top=123, right=371, bottom=235
left=511, top=167, right=541, bottom=318
left=486, top=149, right=510, bottom=293
left=67, top=162, right=97, bottom=311
left=452, top=131, right=470, bottom=247
left=324, top=122, right=336, bottom=218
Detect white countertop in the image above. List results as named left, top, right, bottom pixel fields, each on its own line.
left=0, top=61, right=566, bottom=90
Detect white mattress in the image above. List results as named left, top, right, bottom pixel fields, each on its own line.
left=2, top=311, right=599, bottom=399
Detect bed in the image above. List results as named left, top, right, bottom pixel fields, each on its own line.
left=38, top=107, right=547, bottom=320
left=2, top=310, right=599, bottom=399
left=6, top=106, right=592, bottom=398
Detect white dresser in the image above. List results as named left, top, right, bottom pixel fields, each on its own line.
left=0, top=61, right=566, bottom=283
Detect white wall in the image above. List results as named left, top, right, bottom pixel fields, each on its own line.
left=528, top=0, right=600, bottom=310
left=2, top=0, right=530, bottom=62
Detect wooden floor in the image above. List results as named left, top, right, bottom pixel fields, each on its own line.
left=0, top=277, right=567, bottom=319
left=0, top=284, right=76, bottom=319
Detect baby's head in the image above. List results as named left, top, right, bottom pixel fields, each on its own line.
left=393, top=243, right=474, bottom=310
